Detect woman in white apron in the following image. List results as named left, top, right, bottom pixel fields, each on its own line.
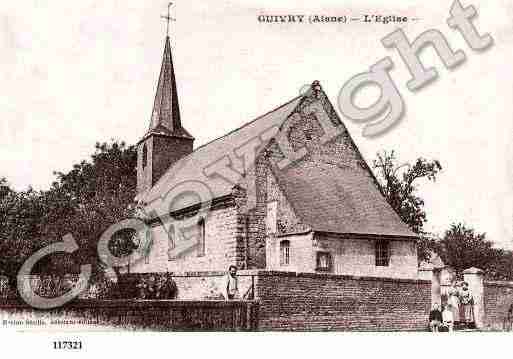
left=459, top=281, right=475, bottom=326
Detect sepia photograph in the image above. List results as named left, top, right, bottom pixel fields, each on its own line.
left=0, top=0, right=512, bottom=354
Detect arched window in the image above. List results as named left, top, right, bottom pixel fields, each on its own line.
left=142, top=143, right=148, bottom=169
left=167, top=224, right=176, bottom=261
left=197, top=219, right=206, bottom=257
left=280, top=240, right=290, bottom=266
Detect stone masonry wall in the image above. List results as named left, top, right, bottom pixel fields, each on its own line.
left=130, top=204, right=243, bottom=273
left=254, top=271, right=431, bottom=331
left=151, top=135, right=194, bottom=187
left=266, top=233, right=314, bottom=271
left=314, top=233, right=418, bottom=279
left=237, top=89, right=395, bottom=270
left=483, top=281, right=513, bottom=330
left=136, top=135, right=193, bottom=194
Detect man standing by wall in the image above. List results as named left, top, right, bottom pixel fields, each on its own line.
left=225, top=265, right=239, bottom=300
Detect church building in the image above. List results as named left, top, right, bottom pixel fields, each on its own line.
left=131, top=35, right=419, bottom=279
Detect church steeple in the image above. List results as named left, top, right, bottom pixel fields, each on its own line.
left=146, top=36, right=193, bottom=140
left=137, top=32, right=195, bottom=195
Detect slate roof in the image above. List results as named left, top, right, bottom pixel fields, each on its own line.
left=136, top=95, right=303, bottom=210
left=143, top=36, right=193, bottom=141
left=272, top=161, right=417, bottom=238
left=137, top=82, right=416, bottom=239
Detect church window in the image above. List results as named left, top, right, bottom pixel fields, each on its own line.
left=167, top=225, right=175, bottom=261
left=280, top=240, right=290, bottom=266
left=197, top=219, right=206, bottom=257
left=375, top=239, right=390, bottom=266
left=142, top=144, right=148, bottom=169
left=316, top=251, right=332, bottom=272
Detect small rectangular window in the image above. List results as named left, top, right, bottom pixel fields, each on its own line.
left=316, top=251, right=332, bottom=272
left=280, top=240, right=290, bottom=266
left=375, top=239, right=390, bottom=266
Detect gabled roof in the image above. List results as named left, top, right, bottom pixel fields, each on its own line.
left=136, top=95, right=303, bottom=209
left=272, top=161, right=417, bottom=238
left=143, top=36, right=193, bottom=141
left=137, top=82, right=416, bottom=239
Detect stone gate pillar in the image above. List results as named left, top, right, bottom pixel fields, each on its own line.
left=418, top=263, right=437, bottom=306
left=463, top=267, right=484, bottom=329
left=432, top=267, right=442, bottom=307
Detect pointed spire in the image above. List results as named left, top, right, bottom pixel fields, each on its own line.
left=146, top=36, right=193, bottom=139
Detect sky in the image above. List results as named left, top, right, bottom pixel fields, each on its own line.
left=1, top=0, right=512, bottom=248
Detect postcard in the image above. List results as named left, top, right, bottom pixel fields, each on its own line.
left=1, top=0, right=512, bottom=356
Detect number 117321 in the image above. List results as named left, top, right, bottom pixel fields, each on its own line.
left=53, top=341, right=82, bottom=350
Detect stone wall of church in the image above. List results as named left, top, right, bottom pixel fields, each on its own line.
left=238, top=91, right=417, bottom=272
left=265, top=233, right=315, bottom=271
left=263, top=232, right=418, bottom=279
left=266, top=170, right=310, bottom=234
left=314, top=233, right=419, bottom=279
left=242, top=156, right=269, bottom=269
left=237, top=96, right=334, bottom=268
left=136, top=135, right=194, bottom=195
left=151, top=135, right=193, bottom=187
left=130, top=204, right=244, bottom=273
left=136, top=138, right=153, bottom=194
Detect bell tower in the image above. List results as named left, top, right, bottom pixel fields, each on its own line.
left=137, top=35, right=194, bottom=195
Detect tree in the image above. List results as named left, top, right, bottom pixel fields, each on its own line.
left=373, top=150, right=442, bottom=262
left=38, top=140, right=138, bottom=275
left=435, top=223, right=492, bottom=272
left=0, top=177, right=11, bottom=199
left=0, top=141, right=138, bottom=279
left=434, top=223, right=513, bottom=280
left=0, top=186, right=45, bottom=278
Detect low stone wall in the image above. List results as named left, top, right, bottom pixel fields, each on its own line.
left=483, top=281, right=513, bottom=330
left=2, top=271, right=432, bottom=331
left=169, top=271, right=254, bottom=300
left=253, top=271, right=431, bottom=331
left=0, top=299, right=258, bottom=331
left=120, top=271, right=255, bottom=300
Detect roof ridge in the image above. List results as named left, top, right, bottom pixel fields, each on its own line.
left=192, top=94, right=304, bottom=153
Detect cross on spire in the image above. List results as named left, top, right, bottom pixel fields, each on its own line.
left=161, top=2, right=175, bottom=37
left=145, top=12, right=193, bottom=141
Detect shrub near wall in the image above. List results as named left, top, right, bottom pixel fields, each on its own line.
left=254, top=271, right=431, bottom=331
left=114, top=272, right=255, bottom=300
left=112, top=273, right=177, bottom=299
